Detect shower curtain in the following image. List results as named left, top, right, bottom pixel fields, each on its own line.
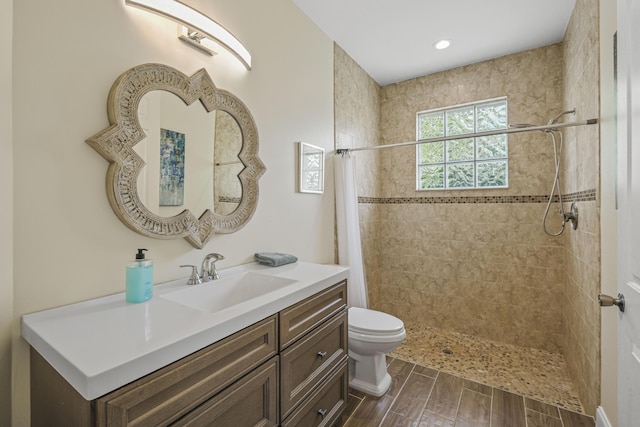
left=334, top=152, right=369, bottom=308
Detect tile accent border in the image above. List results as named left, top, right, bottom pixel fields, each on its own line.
left=561, top=189, right=597, bottom=202
left=358, top=189, right=596, bottom=205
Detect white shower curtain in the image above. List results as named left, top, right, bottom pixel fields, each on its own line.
left=334, top=152, right=369, bottom=308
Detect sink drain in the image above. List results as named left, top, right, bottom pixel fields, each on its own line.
left=443, top=348, right=454, bottom=355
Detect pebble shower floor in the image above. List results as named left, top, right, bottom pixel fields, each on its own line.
left=388, top=323, right=584, bottom=413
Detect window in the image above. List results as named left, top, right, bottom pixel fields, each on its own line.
left=416, top=98, right=508, bottom=190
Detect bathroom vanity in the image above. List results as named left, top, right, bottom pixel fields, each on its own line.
left=22, top=262, right=349, bottom=426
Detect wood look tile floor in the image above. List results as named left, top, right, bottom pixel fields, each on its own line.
left=337, top=357, right=595, bottom=427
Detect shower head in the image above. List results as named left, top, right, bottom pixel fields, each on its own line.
left=547, top=109, right=576, bottom=125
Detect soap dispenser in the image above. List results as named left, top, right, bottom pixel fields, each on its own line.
left=126, top=248, right=154, bottom=303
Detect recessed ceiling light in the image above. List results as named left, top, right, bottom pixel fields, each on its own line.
left=434, top=39, right=451, bottom=50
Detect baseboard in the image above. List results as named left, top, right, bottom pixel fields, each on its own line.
left=596, top=406, right=613, bottom=427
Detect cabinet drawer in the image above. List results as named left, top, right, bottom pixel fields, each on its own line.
left=281, top=359, right=348, bottom=427
left=279, top=281, right=347, bottom=349
left=171, top=357, right=279, bottom=427
left=281, top=312, right=347, bottom=417
left=95, top=315, right=278, bottom=427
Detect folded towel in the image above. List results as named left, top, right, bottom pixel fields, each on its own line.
left=255, top=252, right=298, bottom=267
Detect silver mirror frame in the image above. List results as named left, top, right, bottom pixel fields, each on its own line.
left=86, top=63, right=265, bottom=249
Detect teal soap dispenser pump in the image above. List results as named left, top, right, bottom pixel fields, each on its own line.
left=126, top=249, right=154, bottom=303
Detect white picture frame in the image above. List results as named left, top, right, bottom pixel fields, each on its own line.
left=298, top=142, right=324, bottom=194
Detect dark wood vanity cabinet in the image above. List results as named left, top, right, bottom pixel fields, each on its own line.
left=30, top=281, right=348, bottom=426
left=31, top=315, right=279, bottom=427
left=170, top=357, right=279, bottom=426
left=279, top=281, right=349, bottom=426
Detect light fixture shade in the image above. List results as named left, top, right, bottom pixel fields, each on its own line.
left=125, top=0, right=252, bottom=69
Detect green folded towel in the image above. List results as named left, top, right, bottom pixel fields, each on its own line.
left=255, top=252, right=298, bottom=267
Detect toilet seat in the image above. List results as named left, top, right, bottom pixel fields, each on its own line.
left=348, top=307, right=405, bottom=336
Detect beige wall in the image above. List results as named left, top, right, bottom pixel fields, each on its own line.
left=1, top=0, right=13, bottom=424
left=599, top=0, right=618, bottom=423
left=11, top=0, right=335, bottom=424
left=562, top=0, right=601, bottom=415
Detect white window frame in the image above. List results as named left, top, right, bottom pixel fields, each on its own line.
left=416, top=97, right=509, bottom=191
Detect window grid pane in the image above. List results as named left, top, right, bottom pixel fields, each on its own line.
left=446, top=138, right=474, bottom=162
left=418, top=112, right=445, bottom=140
left=477, top=102, right=508, bottom=132
left=419, top=140, right=445, bottom=164
left=419, top=164, right=445, bottom=189
left=446, top=107, right=474, bottom=136
left=477, top=160, right=508, bottom=187
left=446, top=163, right=475, bottom=188
left=416, top=99, right=508, bottom=190
left=477, top=135, right=508, bottom=160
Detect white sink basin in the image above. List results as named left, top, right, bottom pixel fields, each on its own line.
left=22, top=261, right=350, bottom=400
left=160, top=272, right=296, bottom=313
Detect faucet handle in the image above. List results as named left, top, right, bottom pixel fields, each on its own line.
left=179, top=265, right=202, bottom=285
left=209, top=253, right=224, bottom=279
left=209, top=253, right=225, bottom=262
left=202, top=253, right=225, bottom=281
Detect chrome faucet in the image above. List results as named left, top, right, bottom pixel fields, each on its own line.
left=201, top=253, right=225, bottom=282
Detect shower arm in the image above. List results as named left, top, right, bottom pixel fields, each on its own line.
left=335, top=118, right=598, bottom=154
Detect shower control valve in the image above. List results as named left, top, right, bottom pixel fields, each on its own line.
left=562, top=202, right=579, bottom=230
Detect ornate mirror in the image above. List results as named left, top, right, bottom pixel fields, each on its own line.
left=86, top=63, right=265, bottom=248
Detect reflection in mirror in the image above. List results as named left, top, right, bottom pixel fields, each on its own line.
left=135, top=92, right=242, bottom=217
left=213, top=111, right=243, bottom=215
left=86, top=63, right=265, bottom=248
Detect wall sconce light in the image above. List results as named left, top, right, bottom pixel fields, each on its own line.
left=125, top=0, right=252, bottom=70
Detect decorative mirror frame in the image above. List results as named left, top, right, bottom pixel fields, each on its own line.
left=86, top=63, right=265, bottom=248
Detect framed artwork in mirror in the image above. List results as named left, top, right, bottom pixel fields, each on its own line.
left=298, top=142, right=324, bottom=194
left=159, top=128, right=185, bottom=206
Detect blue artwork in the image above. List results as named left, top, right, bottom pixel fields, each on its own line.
left=159, top=128, right=185, bottom=206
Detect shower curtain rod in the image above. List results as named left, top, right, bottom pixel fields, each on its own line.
left=335, top=118, right=598, bottom=154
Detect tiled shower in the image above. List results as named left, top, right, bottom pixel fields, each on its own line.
left=335, top=0, right=600, bottom=416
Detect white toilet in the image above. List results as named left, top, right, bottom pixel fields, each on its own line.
left=348, top=306, right=406, bottom=396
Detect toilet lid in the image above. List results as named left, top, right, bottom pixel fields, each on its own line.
left=349, top=307, right=405, bottom=335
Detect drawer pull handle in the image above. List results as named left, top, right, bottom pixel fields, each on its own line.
left=318, top=408, right=328, bottom=418
left=317, top=351, right=327, bottom=358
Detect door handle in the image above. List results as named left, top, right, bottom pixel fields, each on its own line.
left=598, top=293, right=625, bottom=312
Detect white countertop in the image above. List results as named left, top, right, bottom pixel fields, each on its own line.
left=22, top=261, right=349, bottom=400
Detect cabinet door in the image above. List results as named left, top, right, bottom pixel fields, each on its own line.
left=281, top=312, right=347, bottom=417
left=281, top=359, right=348, bottom=427
left=95, top=315, right=277, bottom=426
left=171, top=357, right=279, bottom=427
left=280, top=281, right=347, bottom=349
